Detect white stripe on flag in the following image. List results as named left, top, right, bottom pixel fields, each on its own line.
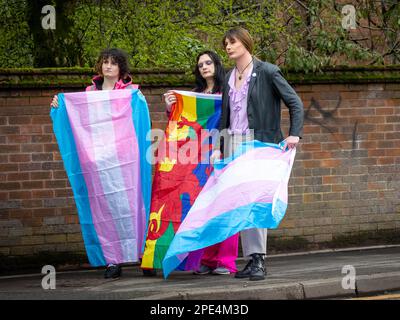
left=190, top=159, right=289, bottom=212
left=87, top=91, right=137, bottom=262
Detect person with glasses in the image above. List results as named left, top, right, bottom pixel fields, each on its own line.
left=161, top=51, right=239, bottom=276
left=211, top=27, right=304, bottom=281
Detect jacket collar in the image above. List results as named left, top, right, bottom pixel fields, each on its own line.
left=91, top=75, right=134, bottom=90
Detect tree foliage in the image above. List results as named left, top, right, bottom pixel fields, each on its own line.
left=0, top=0, right=33, bottom=67
left=0, top=0, right=399, bottom=72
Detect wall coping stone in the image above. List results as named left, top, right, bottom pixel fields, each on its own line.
left=1, top=65, right=400, bottom=89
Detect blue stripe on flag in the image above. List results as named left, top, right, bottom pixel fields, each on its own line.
left=162, top=198, right=287, bottom=278
left=50, top=94, right=106, bottom=266
left=130, top=90, right=152, bottom=254
left=214, top=140, right=285, bottom=171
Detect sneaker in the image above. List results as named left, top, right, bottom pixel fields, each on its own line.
left=194, top=264, right=212, bottom=275
left=212, top=267, right=231, bottom=275
left=104, top=264, right=121, bottom=279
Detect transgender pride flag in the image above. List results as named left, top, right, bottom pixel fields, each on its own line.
left=50, top=89, right=151, bottom=266
left=162, top=140, right=296, bottom=278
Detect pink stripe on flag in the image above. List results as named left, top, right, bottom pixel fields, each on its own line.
left=177, top=180, right=277, bottom=233
left=202, top=147, right=290, bottom=193
left=273, top=147, right=297, bottom=208
left=109, top=91, right=146, bottom=258
left=65, top=92, right=124, bottom=264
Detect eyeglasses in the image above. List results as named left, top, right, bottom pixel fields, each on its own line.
left=197, top=60, right=213, bottom=69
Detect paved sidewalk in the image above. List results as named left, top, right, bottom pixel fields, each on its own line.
left=1, top=246, right=400, bottom=300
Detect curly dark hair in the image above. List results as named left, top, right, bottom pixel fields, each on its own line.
left=94, top=48, right=130, bottom=80
left=193, top=50, right=225, bottom=94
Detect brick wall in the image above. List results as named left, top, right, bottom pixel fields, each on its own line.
left=278, top=81, right=400, bottom=247
left=0, top=68, right=399, bottom=259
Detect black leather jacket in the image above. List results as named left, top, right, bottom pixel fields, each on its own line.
left=218, top=58, right=304, bottom=152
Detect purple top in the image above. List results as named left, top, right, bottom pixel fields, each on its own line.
left=228, top=66, right=253, bottom=134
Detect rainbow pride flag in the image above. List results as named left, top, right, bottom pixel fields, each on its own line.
left=162, top=140, right=296, bottom=278
left=50, top=89, right=151, bottom=266
left=141, top=90, right=222, bottom=270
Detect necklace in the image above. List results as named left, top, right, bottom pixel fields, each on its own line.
left=236, top=57, right=253, bottom=80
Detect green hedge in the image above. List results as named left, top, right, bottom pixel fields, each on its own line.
left=1, top=66, right=400, bottom=89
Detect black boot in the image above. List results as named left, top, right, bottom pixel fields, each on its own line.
left=234, top=259, right=253, bottom=279
left=249, top=253, right=266, bottom=281
left=104, top=264, right=122, bottom=279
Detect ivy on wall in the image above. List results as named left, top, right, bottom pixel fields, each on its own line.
left=0, top=0, right=399, bottom=72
